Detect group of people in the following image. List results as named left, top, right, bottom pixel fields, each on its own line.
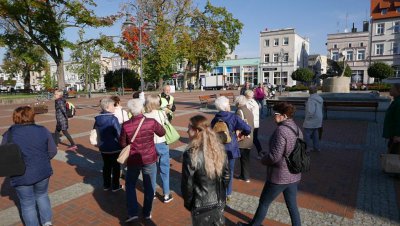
left=2, top=81, right=400, bottom=226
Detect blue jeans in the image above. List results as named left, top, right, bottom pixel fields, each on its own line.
left=304, top=128, right=320, bottom=151
left=227, top=158, right=235, bottom=196
left=14, top=177, right=52, bottom=226
left=126, top=163, right=157, bottom=217
left=256, top=99, right=264, bottom=116
left=250, top=181, right=301, bottom=226
left=155, top=142, right=170, bottom=195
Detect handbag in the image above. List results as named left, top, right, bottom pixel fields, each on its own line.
left=158, top=111, right=180, bottom=144
left=89, top=128, right=99, bottom=146
left=380, top=154, right=400, bottom=173
left=0, top=128, right=26, bottom=177
left=117, top=117, right=145, bottom=165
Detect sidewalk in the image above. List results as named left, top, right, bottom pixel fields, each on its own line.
left=0, top=91, right=399, bottom=225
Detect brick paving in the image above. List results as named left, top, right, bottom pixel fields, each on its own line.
left=0, top=90, right=399, bottom=225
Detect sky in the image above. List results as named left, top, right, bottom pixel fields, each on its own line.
left=0, top=0, right=371, bottom=62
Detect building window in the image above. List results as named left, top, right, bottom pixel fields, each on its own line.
left=274, top=38, right=279, bottom=46
left=273, top=72, right=288, bottom=85
left=273, top=53, right=279, bottom=62
left=264, top=54, right=270, bottom=63
left=348, top=43, right=352, bottom=48
left=283, top=53, right=289, bottom=62
left=333, top=44, right=338, bottom=49
left=351, top=70, right=364, bottom=83
left=393, top=42, right=399, bottom=54
left=263, top=72, right=270, bottom=83
left=376, top=43, right=384, bottom=55
left=394, top=21, right=400, bottom=33
left=382, top=8, right=387, bottom=15
left=332, top=51, right=339, bottom=61
left=283, top=37, right=289, bottom=45
left=357, top=50, right=365, bottom=60
left=265, top=39, right=270, bottom=47
left=377, top=23, right=385, bottom=35
left=397, top=7, right=400, bottom=13
left=360, top=42, right=364, bottom=47
left=346, top=51, right=354, bottom=61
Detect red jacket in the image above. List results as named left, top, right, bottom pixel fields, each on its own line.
left=119, top=114, right=165, bottom=166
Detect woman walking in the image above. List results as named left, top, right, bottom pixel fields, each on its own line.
left=239, top=102, right=302, bottom=226
left=181, top=115, right=230, bottom=226
left=94, top=98, right=122, bottom=192
left=120, top=99, right=165, bottom=222
left=54, top=90, right=77, bottom=150
left=144, top=94, right=173, bottom=203
left=245, top=90, right=263, bottom=159
left=2, top=106, right=57, bottom=226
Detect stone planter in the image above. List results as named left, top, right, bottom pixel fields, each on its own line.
left=322, top=76, right=351, bottom=93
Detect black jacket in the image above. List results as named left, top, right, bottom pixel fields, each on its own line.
left=181, top=148, right=230, bottom=212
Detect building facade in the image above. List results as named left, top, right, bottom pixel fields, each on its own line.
left=259, top=28, right=310, bottom=86
left=371, top=0, right=400, bottom=77
left=308, top=54, right=328, bottom=84
left=326, top=27, right=371, bottom=84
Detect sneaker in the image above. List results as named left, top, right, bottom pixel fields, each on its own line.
left=145, top=215, right=152, bottom=220
left=226, top=195, right=232, bottom=202
left=154, top=193, right=157, bottom=200
left=163, top=194, right=173, bottom=203
left=245, top=179, right=251, bottom=183
left=125, top=216, right=138, bottom=223
left=103, top=187, right=110, bottom=191
left=112, top=185, right=123, bottom=192
left=66, top=145, right=78, bottom=151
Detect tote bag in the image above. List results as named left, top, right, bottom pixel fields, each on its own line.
left=117, top=118, right=145, bottom=165
left=158, top=111, right=180, bottom=144
left=0, top=129, right=26, bottom=177
left=89, top=128, right=99, bottom=146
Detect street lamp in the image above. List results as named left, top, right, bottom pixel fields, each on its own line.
left=122, top=6, right=144, bottom=93
left=278, top=48, right=285, bottom=95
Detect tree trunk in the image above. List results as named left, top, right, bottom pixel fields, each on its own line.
left=56, top=59, right=65, bottom=89
left=23, top=70, right=30, bottom=89
left=183, top=70, right=187, bottom=92
left=158, top=78, right=163, bottom=91
left=196, top=61, right=200, bottom=88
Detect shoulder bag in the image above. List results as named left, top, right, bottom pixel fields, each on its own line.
left=0, top=128, right=26, bottom=177
left=158, top=110, right=180, bottom=144
left=117, top=117, right=145, bottom=165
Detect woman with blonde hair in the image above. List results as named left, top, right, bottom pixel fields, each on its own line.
left=181, top=115, right=230, bottom=226
left=144, top=94, right=173, bottom=203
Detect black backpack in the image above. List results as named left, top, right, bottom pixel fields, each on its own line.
left=282, top=125, right=310, bottom=174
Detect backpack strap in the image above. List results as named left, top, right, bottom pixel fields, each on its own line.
left=281, top=124, right=299, bottom=138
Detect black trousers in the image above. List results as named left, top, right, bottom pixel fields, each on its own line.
left=239, top=148, right=251, bottom=180
left=253, top=128, right=262, bottom=153
left=54, top=129, right=75, bottom=146
left=101, top=152, right=121, bottom=189
left=192, top=207, right=225, bottom=226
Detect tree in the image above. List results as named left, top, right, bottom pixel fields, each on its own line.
left=291, top=68, right=314, bottom=84
left=368, top=62, right=395, bottom=81
left=104, top=69, right=140, bottom=90
left=2, top=45, right=47, bottom=88
left=68, top=29, right=101, bottom=92
left=0, top=0, right=116, bottom=89
left=325, top=59, right=352, bottom=78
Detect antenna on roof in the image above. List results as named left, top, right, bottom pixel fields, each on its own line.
left=336, top=21, right=340, bottom=33
left=344, top=12, right=349, bottom=32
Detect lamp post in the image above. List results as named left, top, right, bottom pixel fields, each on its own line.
left=123, top=5, right=144, bottom=93
left=121, top=57, right=124, bottom=95
left=278, top=48, right=285, bottom=95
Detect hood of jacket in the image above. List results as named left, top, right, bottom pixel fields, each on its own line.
left=309, top=94, right=323, bottom=104
left=94, top=112, right=121, bottom=153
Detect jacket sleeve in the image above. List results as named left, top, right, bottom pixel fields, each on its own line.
left=1, top=132, right=8, bottom=145
left=262, top=129, right=286, bottom=165
left=119, top=125, right=129, bottom=148
left=113, top=117, right=122, bottom=138
left=305, top=100, right=316, bottom=117
left=154, top=120, right=166, bottom=137
left=181, top=151, right=195, bottom=211
left=222, top=156, right=230, bottom=187
left=47, top=130, right=57, bottom=159
left=234, top=115, right=251, bottom=135
left=57, top=99, right=68, bottom=118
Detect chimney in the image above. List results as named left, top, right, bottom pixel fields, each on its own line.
left=351, top=23, right=357, bottom=32
left=363, top=21, right=369, bottom=32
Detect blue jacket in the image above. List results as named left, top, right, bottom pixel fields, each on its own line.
left=94, top=112, right=121, bottom=153
left=211, top=111, right=251, bottom=159
left=1, top=124, right=57, bottom=187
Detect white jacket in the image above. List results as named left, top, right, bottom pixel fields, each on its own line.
left=144, top=110, right=167, bottom=143
left=246, top=98, right=260, bottom=128
left=114, top=106, right=129, bottom=124
left=303, top=94, right=324, bottom=129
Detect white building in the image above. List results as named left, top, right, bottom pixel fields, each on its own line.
left=308, top=54, right=328, bottom=84
left=49, top=61, right=82, bottom=91
left=259, top=28, right=310, bottom=86
left=326, top=24, right=371, bottom=84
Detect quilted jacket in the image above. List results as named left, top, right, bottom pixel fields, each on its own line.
left=55, top=97, right=68, bottom=131
left=119, top=114, right=165, bottom=166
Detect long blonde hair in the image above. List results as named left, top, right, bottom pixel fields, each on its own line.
left=187, top=115, right=226, bottom=179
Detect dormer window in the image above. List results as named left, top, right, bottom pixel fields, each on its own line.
left=382, top=8, right=387, bottom=15
left=333, top=44, right=338, bottom=49
left=348, top=43, right=352, bottom=48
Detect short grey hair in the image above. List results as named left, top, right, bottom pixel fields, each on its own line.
left=145, top=94, right=160, bottom=112
left=309, top=85, right=318, bottom=94
left=234, top=95, right=248, bottom=107
left=100, top=98, right=114, bottom=111
left=127, top=99, right=144, bottom=116
left=244, top=90, right=254, bottom=98
left=215, top=96, right=230, bottom=112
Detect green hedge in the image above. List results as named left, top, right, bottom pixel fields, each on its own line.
left=286, top=84, right=309, bottom=92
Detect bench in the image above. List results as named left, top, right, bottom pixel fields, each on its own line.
left=324, top=101, right=379, bottom=122
left=199, top=94, right=217, bottom=108
left=220, top=92, right=235, bottom=102
left=108, top=87, right=134, bottom=95
left=266, top=99, right=306, bottom=116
